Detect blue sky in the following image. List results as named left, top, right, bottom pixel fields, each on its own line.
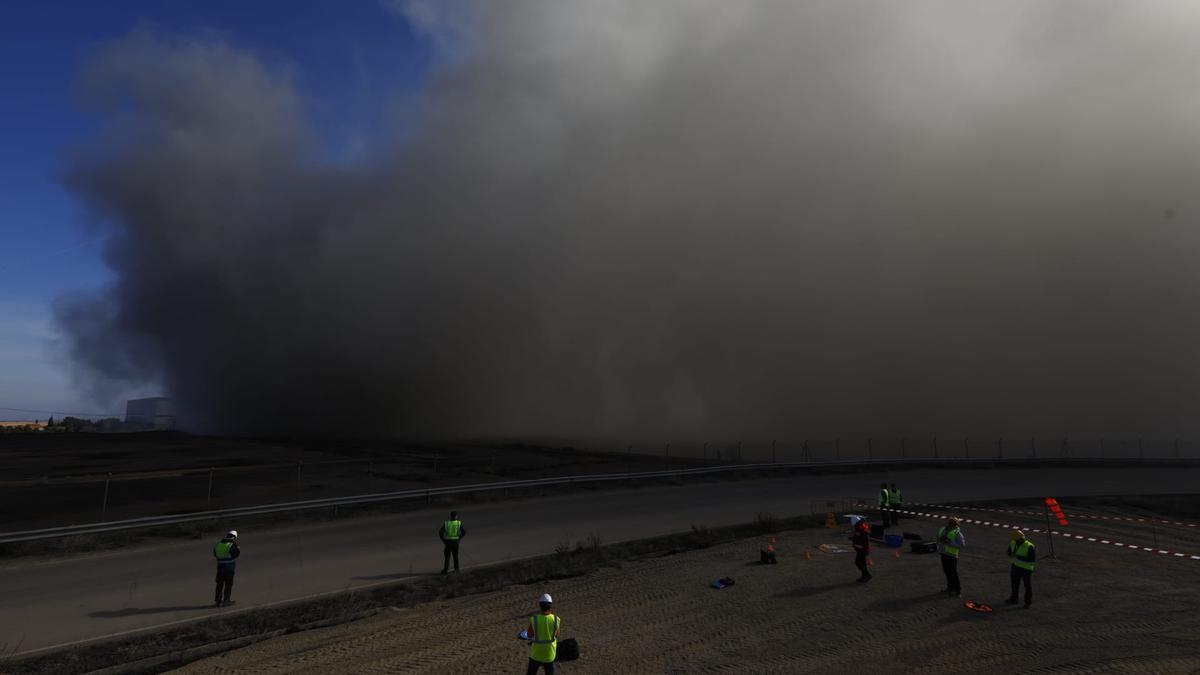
left=0, top=1, right=433, bottom=419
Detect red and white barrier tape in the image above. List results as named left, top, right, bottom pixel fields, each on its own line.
left=853, top=504, right=1200, bottom=561
left=902, top=502, right=1199, bottom=529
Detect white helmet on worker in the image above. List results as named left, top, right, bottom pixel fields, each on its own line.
left=538, top=593, right=553, bottom=605
left=226, top=530, right=238, bottom=540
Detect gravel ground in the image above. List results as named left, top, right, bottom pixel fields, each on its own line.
left=175, top=508, right=1200, bottom=674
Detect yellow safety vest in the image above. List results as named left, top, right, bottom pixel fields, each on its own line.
left=879, top=488, right=890, bottom=506
left=529, top=613, right=560, bottom=663
left=214, top=541, right=234, bottom=560
left=443, top=520, right=462, bottom=540
left=1009, top=540, right=1035, bottom=571
left=939, top=526, right=961, bottom=558
left=889, top=489, right=901, bottom=507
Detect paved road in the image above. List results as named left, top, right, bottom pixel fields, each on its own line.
left=2, top=465, right=1197, bottom=656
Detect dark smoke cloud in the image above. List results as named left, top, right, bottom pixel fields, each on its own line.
left=56, top=2, right=1200, bottom=441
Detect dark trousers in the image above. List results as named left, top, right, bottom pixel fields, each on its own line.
left=940, top=554, right=960, bottom=593
left=526, top=658, right=555, bottom=675
left=214, top=567, right=235, bottom=604
left=855, top=550, right=871, bottom=579
left=442, top=539, right=460, bottom=572
left=1010, top=566, right=1032, bottom=605
left=879, top=506, right=890, bottom=527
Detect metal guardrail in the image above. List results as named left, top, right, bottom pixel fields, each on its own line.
left=0, top=455, right=1193, bottom=544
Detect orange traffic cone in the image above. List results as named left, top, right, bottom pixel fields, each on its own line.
left=804, top=550, right=812, bottom=561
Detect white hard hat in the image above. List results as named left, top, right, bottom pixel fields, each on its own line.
left=226, top=530, right=238, bottom=539
left=538, top=593, right=553, bottom=604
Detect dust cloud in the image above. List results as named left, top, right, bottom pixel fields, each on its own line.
left=55, top=1, right=1200, bottom=442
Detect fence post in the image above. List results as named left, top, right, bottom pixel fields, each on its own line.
left=101, top=472, right=111, bottom=522
left=207, top=468, right=214, bottom=510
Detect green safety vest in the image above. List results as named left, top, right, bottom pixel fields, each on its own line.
left=888, top=489, right=901, bottom=507
left=879, top=488, right=890, bottom=506
left=1009, top=539, right=1036, bottom=571
left=529, top=613, right=560, bottom=663
left=214, top=540, right=235, bottom=563
left=443, top=520, right=462, bottom=540
left=938, top=526, right=961, bottom=558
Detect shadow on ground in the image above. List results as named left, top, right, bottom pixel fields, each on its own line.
left=352, top=572, right=428, bottom=581
left=773, top=580, right=860, bottom=599
left=868, top=592, right=950, bottom=612
left=89, top=605, right=213, bottom=618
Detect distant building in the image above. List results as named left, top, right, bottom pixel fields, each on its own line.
left=125, top=397, right=175, bottom=430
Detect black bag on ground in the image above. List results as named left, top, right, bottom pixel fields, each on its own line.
left=557, top=638, right=580, bottom=662
left=910, top=541, right=937, bottom=554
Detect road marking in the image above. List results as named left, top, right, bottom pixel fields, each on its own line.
left=904, top=502, right=1200, bottom=529
left=868, top=505, right=1199, bottom=561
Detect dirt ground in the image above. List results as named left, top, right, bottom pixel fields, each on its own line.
left=175, top=506, right=1200, bottom=674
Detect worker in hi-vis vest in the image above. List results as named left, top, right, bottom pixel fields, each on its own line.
left=937, top=517, right=965, bottom=597
left=526, top=593, right=561, bottom=675
left=878, top=483, right=891, bottom=527
left=439, top=510, right=465, bottom=574
left=889, top=483, right=902, bottom=522
left=212, top=530, right=240, bottom=607
left=1005, top=530, right=1036, bottom=608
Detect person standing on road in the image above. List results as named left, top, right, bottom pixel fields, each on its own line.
left=889, top=483, right=902, bottom=522
left=526, top=593, right=561, bottom=675
left=439, top=511, right=465, bottom=574
left=213, top=530, right=240, bottom=607
left=850, top=520, right=872, bottom=582
left=1005, top=530, right=1036, bottom=608
left=938, top=517, right=964, bottom=597
left=878, top=483, right=891, bottom=527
